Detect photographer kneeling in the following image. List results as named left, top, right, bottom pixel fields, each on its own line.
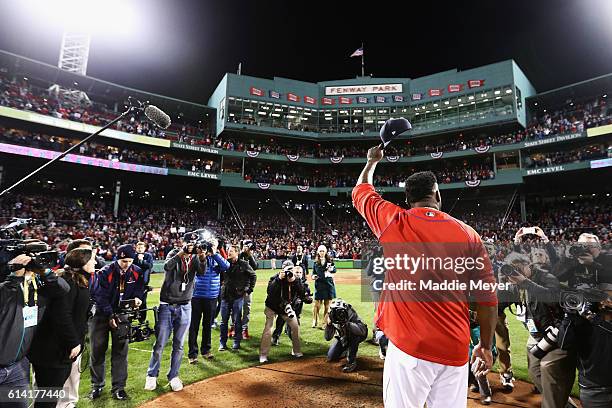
left=260, top=263, right=305, bottom=363
left=88, top=245, right=144, bottom=401
left=29, top=249, right=93, bottom=408
left=324, top=298, right=368, bottom=373
left=504, top=252, right=575, bottom=408
left=559, top=284, right=612, bottom=408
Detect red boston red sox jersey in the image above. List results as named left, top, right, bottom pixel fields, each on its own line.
left=353, top=183, right=497, bottom=366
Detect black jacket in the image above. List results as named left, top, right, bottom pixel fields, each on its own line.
left=221, top=258, right=256, bottom=301
left=559, top=314, right=612, bottom=387
left=161, top=249, right=204, bottom=304
left=134, top=252, right=155, bottom=286
left=324, top=303, right=368, bottom=343
left=291, top=253, right=309, bottom=276
left=0, top=272, right=69, bottom=366
left=265, top=275, right=305, bottom=315
left=29, top=272, right=90, bottom=367
left=239, top=251, right=258, bottom=271
left=517, top=268, right=562, bottom=337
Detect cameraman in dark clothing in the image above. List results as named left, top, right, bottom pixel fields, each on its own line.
left=272, top=263, right=312, bottom=346
left=30, top=248, right=93, bottom=408
left=134, top=241, right=154, bottom=323
left=0, top=252, right=69, bottom=408
left=559, top=284, right=612, bottom=408
left=238, top=240, right=257, bottom=340
left=324, top=298, right=368, bottom=373
left=553, top=233, right=612, bottom=289
left=504, top=252, right=575, bottom=408
left=260, top=263, right=305, bottom=363
left=88, top=244, right=144, bottom=401
left=220, top=245, right=256, bottom=351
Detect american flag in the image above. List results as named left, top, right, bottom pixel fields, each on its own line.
left=350, top=47, right=363, bottom=57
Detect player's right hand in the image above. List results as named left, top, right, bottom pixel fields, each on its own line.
left=367, top=145, right=384, bottom=163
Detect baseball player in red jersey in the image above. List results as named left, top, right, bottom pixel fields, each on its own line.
left=352, top=145, right=498, bottom=408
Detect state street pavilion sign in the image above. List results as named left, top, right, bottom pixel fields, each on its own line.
left=325, top=84, right=403, bottom=96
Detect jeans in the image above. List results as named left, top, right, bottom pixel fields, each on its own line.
left=188, top=298, right=217, bottom=357
left=327, top=335, right=365, bottom=364
left=147, top=303, right=191, bottom=381
left=220, top=297, right=244, bottom=346
left=0, top=358, right=29, bottom=408
left=580, top=385, right=612, bottom=408
left=241, top=292, right=252, bottom=330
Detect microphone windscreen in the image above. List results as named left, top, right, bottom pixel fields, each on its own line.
left=144, top=105, right=171, bottom=129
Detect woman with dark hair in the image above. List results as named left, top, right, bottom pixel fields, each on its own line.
left=29, top=248, right=93, bottom=408
left=311, top=245, right=336, bottom=329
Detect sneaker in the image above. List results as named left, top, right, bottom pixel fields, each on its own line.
left=88, top=388, right=103, bottom=400
left=144, top=376, right=157, bottom=391
left=112, top=390, right=128, bottom=400
left=259, top=355, right=268, bottom=364
left=271, top=336, right=280, bottom=346
left=202, top=352, right=214, bottom=360
left=188, top=356, right=198, bottom=364
left=211, top=320, right=219, bottom=329
left=342, top=362, right=357, bottom=373
left=378, top=347, right=386, bottom=360
left=500, top=372, right=515, bottom=390
left=169, top=377, right=183, bottom=392
left=242, top=329, right=250, bottom=340
left=232, top=342, right=241, bottom=350
left=469, top=384, right=480, bottom=393
left=291, top=351, right=303, bottom=358
left=481, top=396, right=492, bottom=405
left=218, top=344, right=228, bottom=351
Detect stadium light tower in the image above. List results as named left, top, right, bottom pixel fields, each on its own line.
left=49, top=31, right=92, bottom=102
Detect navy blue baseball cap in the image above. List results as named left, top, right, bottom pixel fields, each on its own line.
left=379, top=117, right=412, bottom=148
left=116, top=244, right=136, bottom=260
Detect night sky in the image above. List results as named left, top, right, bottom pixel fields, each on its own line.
left=0, top=0, right=611, bottom=104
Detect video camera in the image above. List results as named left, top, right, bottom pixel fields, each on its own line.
left=568, top=244, right=592, bottom=258
left=113, top=292, right=157, bottom=343
left=182, top=228, right=217, bottom=254
left=1, top=218, right=59, bottom=280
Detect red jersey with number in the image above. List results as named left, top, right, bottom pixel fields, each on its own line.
left=353, top=183, right=497, bottom=366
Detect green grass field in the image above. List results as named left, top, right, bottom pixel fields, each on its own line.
left=75, top=269, right=571, bottom=407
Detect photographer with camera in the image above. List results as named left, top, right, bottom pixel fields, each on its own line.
left=188, top=237, right=229, bottom=363
left=134, top=242, right=154, bottom=324
left=553, top=233, right=612, bottom=289
left=503, top=252, right=576, bottom=408
left=29, top=248, right=93, bottom=408
left=272, top=264, right=313, bottom=346
left=559, top=284, right=612, bottom=408
left=144, top=240, right=207, bottom=392
left=219, top=245, right=256, bottom=351
left=513, top=227, right=559, bottom=268
left=311, top=245, right=336, bottom=329
left=259, top=262, right=305, bottom=363
left=0, top=248, right=68, bottom=408
left=88, top=244, right=144, bottom=401
left=324, top=298, right=368, bottom=373
left=238, top=239, right=257, bottom=340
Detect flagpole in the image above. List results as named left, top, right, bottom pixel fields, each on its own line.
left=361, top=41, right=365, bottom=77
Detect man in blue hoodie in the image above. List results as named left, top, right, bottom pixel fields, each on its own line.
left=187, top=238, right=229, bottom=363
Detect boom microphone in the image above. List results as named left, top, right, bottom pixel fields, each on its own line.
left=144, top=105, right=172, bottom=129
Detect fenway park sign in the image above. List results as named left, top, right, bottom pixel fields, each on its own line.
left=325, top=84, right=403, bottom=96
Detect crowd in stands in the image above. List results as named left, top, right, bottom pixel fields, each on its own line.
left=524, top=142, right=611, bottom=168
left=0, top=127, right=220, bottom=173
left=0, top=73, right=212, bottom=142
left=2, top=190, right=609, bottom=261
left=2, top=70, right=611, bottom=161
left=244, top=162, right=496, bottom=187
